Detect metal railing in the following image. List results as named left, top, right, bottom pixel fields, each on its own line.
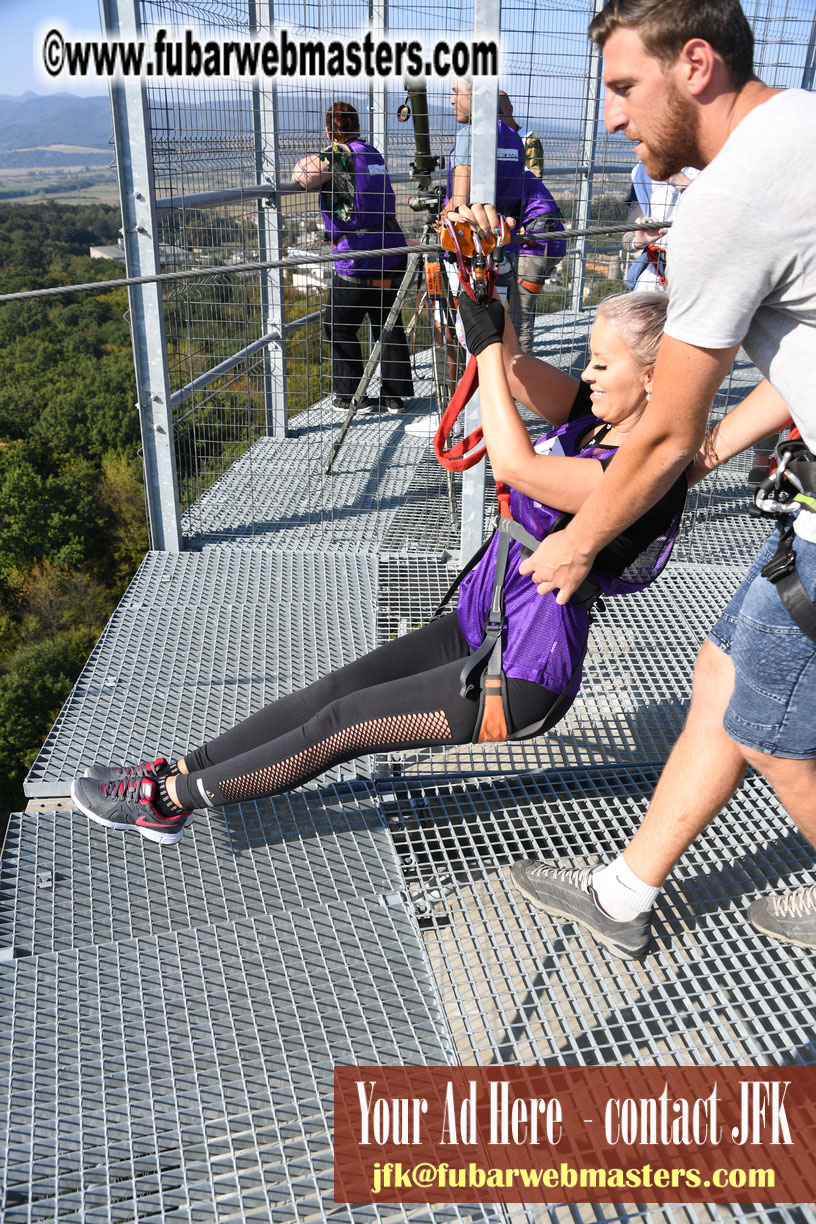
left=88, top=0, right=816, bottom=553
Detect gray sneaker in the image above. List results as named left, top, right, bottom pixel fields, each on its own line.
left=748, top=886, right=816, bottom=949
left=509, top=859, right=652, bottom=959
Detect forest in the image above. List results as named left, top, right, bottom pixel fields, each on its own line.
left=0, top=202, right=147, bottom=827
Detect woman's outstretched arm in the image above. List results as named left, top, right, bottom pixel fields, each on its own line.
left=446, top=202, right=579, bottom=425
left=475, top=342, right=605, bottom=514
left=499, top=313, right=580, bottom=426
left=456, top=293, right=603, bottom=514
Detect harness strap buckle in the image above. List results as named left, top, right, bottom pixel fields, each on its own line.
left=760, top=526, right=816, bottom=647
left=761, top=537, right=797, bottom=585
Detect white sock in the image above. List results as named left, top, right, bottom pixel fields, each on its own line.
left=592, top=855, right=661, bottom=921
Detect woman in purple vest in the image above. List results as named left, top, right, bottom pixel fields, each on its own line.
left=293, top=101, right=414, bottom=414
left=71, top=293, right=686, bottom=845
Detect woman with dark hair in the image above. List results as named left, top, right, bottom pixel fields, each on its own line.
left=293, top=101, right=414, bottom=414
left=71, top=291, right=687, bottom=846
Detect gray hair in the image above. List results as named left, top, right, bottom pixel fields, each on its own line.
left=595, top=290, right=668, bottom=369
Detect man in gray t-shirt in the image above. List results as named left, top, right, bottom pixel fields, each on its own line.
left=497, top=0, right=816, bottom=955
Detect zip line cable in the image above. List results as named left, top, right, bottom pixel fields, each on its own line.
left=0, top=221, right=669, bottom=305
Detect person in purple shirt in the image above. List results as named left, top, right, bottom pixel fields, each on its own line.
left=70, top=293, right=685, bottom=846
left=509, top=169, right=567, bottom=353
left=293, top=101, right=413, bottom=414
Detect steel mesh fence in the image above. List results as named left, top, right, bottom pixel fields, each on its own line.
left=121, top=0, right=816, bottom=553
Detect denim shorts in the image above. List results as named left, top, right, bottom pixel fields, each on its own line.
left=708, top=524, right=816, bottom=758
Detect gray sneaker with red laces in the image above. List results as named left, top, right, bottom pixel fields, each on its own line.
left=71, top=774, right=193, bottom=846
left=84, top=755, right=172, bottom=785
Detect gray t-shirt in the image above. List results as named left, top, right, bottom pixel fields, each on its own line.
left=665, top=89, right=816, bottom=538
left=453, top=124, right=471, bottom=168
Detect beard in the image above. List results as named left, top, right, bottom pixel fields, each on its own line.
left=635, top=79, right=703, bottom=180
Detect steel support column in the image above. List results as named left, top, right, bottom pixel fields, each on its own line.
left=570, top=0, right=605, bottom=313
left=459, top=0, right=500, bottom=562
left=102, top=0, right=182, bottom=552
left=368, top=0, right=389, bottom=155
left=253, top=2, right=289, bottom=437
left=803, top=10, right=816, bottom=91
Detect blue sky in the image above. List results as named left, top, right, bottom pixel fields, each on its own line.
left=5, top=0, right=105, bottom=96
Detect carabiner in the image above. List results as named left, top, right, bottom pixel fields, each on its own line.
left=469, top=229, right=489, bottom=303
left=755, top=449, right=804, bottom=516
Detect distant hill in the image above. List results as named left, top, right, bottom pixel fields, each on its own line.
left=0, top=93, right=112, bottom=156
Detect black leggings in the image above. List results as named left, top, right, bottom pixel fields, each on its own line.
left=175, top=615, right=566, bottom=810
left=326, top=272, right=414, bottom=400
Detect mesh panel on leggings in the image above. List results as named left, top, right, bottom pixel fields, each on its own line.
left=218, top=710, right=452, bottom=803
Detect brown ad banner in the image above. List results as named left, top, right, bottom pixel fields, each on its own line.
left=333, top=1065, right=816, bottom=1204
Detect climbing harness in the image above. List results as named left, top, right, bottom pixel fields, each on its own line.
left=428, top=223, right=686, bottom=741
left=756, top=430, right=816, bottom=645
left=431, top=513, right=607, bottom=743
left=645, top=243, right=668, bottom=288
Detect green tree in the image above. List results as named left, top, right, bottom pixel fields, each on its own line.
left=0, top=202, right=146, bottom=829
left=0, top=632, right=98, bottom=816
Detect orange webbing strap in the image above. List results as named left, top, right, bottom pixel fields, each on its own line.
left=496, top=482, right=512, bottom=520
left=476, top=672, right=508, bottom=743
left=425, top=260, right=444, bottom=299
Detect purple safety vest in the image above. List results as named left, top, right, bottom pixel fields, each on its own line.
left=456, top=413, right=682, bottom=693
left=515, top=169, right=567, bottom=260
left=320, top=139, right=405, bottom=277
left=445, top=119, right=524, bottom=217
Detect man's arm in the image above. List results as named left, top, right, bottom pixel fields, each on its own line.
left=445, top=163, right=471, bottom=213
left=519, top=335, right=739, bottom=602
left=687, top=379, right=792, bottom=486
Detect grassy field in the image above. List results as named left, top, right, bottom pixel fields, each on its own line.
left=0, top=167, right=119, bottom=206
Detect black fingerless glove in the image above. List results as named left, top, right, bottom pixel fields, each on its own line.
left=456, top=294, right=506, bottom=356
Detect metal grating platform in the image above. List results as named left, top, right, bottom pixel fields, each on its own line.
left=180, top=388, right=463, bottom=553
left=0, top=895, right=499, bottom=1224
left=9, top=308, right=814, bottom=1222
left=379, top=766, right=816, bottom=1068
left=25, top=552, right=378, bottom=797
left=674, top=471, right=774, bottom=567
left=1, top=784, right=403, bottom=956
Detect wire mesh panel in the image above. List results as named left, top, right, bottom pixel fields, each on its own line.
left=111, top=0, right=816, bottom=551
left=0, top=895, right=504, bottom=1224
